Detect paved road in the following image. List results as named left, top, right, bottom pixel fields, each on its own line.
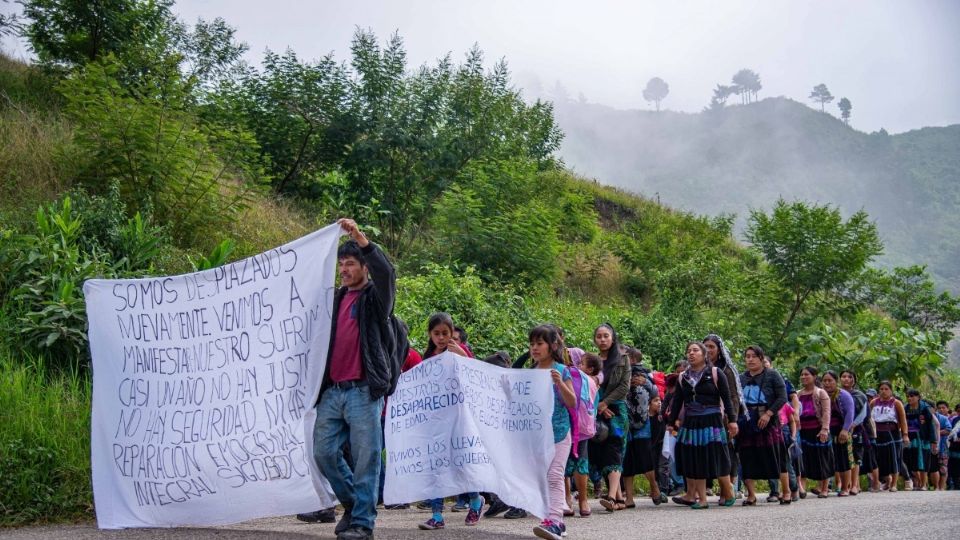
left=3, top=491, right=959, bottom=539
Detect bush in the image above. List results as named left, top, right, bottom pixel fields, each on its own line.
left=58, top=58, right=259, bottom=247
left=0, top=355, right=92, bottom=526
left=0, top=192, right=165, bottom=370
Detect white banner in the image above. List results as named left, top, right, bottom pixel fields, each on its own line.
left=84, top=224, right=343, bottom=529
left=383, top=352, right=555, bottom=518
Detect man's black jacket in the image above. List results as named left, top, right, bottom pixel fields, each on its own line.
left=321, top=242, right=398, bottom=401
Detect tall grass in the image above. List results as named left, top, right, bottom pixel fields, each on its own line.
left=0, top=351, right=93, bottom=526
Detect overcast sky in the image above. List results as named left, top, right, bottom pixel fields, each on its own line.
left=3, top=0, right=959, bottom=133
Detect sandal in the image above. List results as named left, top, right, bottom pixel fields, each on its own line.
left=563, top=509, right=575, bottom=517
left=720, top=497, right=736, bottom=507
left=779, top=498, right=792, bottom=505
left=799, top=490, right=807, bottom=499
left=615, top=498, right=627, bottom=510
left=672, top=496, right=696, bottom=506
left=817, top=492, right=828, bottom=499
left=599, top=497, right=617, bottom=512
left=578, top=507, right=591, bottom=517
left=741, top=498, right=757, bottom=506
left=651, top=493, right=667, bottom=506
left=690, top=502, right=709, bottom=509
left=837, top=491, right=849, bottom=497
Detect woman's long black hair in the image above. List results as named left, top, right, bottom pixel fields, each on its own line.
left=595, top=323, right=621, bottom=387
left=423, top=312, right=455, bottom=359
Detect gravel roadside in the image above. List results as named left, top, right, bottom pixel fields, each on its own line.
left=3, top=490, right=958, bottom=540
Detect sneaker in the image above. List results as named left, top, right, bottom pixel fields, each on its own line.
left=559, top=522, right=567, bottom=537
left=418, top=518, right=445, bottom=530
left=533, top=520, right=564, bottom=540
left=451, top=501, right=468, bottom=512
left=504, top=507, right=528, bottom=519
left=464, top=496, right=484, bottom=526
left=735, top=490, right=744, bottom=499
left=335, top=507, right=353, bottom=535
left=296, top=507, right=336, bottom=523
left=904, top=480, right=914, bottom=490
left=337, top=526, right=373, bottom=540
left=384, top=503, right=409, bottom=510
left=766, top=494, right=780, bottom=503
left=484, top=498, right=510, bottom=518
left=416, top=500, right=433, bottom=510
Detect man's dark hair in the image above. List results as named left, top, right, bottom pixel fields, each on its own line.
left=338, top=240, right=365, bottom=263
left=936, top=400, right=948, bottom=408
left=906, top=388, right=921, bottom=398
left=454, top=326, right=468, bottom=343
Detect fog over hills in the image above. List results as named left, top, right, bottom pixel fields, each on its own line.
left=553, top=97, right=960, bottom=293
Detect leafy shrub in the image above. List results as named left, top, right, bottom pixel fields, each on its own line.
left=58, top=58, right=258, bottom=247
left=0, top=192, right=165, bottom=370
left=0, top=355, right=92, bottom=526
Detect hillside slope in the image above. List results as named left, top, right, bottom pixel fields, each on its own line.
left=554, top=97, right=960, bottom=292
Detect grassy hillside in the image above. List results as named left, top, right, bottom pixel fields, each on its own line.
left=554, top=97, right=960, bottom=293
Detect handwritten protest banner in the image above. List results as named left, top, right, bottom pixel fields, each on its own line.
left=383, top=352, right=555, bottom=518
left=83, top=224, right=342, bottom=529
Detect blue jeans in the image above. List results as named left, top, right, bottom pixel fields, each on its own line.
left=314, top=385, right=384, bottom=531
left=430, top=493, right=478, bottom=514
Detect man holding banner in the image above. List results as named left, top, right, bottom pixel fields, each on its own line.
left=305, top=218, right=398, bottom=540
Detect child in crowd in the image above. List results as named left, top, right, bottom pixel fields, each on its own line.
left=418, top=313, right=482, bottom=530
left=529, top=325, right=576, bottom=540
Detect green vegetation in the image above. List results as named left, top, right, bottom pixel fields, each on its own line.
left=554, top=95, right=960, bottom=296
left=1, top=0, right=959, bottom=526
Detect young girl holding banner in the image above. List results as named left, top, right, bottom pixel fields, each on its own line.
left=417, top=312, right=484, bottom=530
left=529, top=325, right=577, bottom=540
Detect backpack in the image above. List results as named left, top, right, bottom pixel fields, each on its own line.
left=570, top=368, right=599, bottom=447
left=383, top=315, right=408, bottom=397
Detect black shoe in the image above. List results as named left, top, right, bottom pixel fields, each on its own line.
left=483, top=499, right=510, bottom=518
left=335, top=507, right=353, bottom=535
left=338, top=526, right=373, bottom=540
left=503, top=507, right=527, bottom=519
left=416, top=500, right=432, bottom=510
left=384, top=503, right=409, bottom=510
left=296, top=508, right=336, bottom=523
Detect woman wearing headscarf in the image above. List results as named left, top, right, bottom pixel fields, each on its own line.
left=703, top=334, right=743, bottom=501
left=588, top=323, right=630, bottom=512
left=737, top=346, right=791, bottom=505
left=821, top=371, right=855, bottom=496
left=796, top=366, right=834, bottom=497
left=667, top=341, right=737, bottom=509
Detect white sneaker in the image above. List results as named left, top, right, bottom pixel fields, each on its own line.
left=904, top=480, right=914, bottom=490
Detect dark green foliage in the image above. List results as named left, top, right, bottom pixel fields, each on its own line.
left=220, top=30, right=562, bottom=256
left=798, top=322, right=945, bottom=390
left=58, top=58, right=259, bottom=246
left=0, top=192, right=165, bottom=370
left=746, top=199, right=883, bottom=350
left=22, top=0, right=174, bottom=68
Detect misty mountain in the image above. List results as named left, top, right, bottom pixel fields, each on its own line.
left=554, top=97, right=960, bottom=292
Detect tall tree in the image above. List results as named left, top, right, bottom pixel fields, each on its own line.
left=21, top=0, right=174, bottom=67
left=731, top=69, right=762, bottom=104
left=809, top=83, right=834, bottom=112
left=746, top=199, right=883, bottom=350
left=838, top=97, right=852, bottom=124
left=642, top=77, right=669, bottom=111
left=706, top=84, right=734, bottom=111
